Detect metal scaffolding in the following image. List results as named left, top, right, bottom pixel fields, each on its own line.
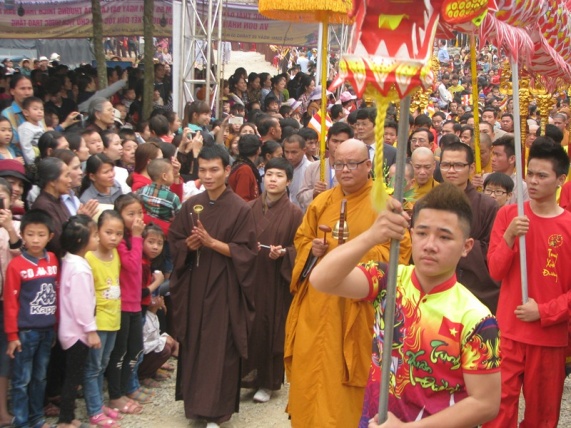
left=173, top=0, right=223, bottom=118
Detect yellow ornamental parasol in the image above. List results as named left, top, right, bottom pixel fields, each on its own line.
left=259, top=0, right=354, bottom=182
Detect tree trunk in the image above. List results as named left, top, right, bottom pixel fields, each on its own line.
left=142, top=0, right=155, bottom=121
left=91, top=0, right=107, bottom=90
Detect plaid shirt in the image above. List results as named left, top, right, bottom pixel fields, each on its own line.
left=136, top=183, right=181, bottom=222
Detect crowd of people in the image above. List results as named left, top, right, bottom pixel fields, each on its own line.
left=0, top=37, right=570, bottom=428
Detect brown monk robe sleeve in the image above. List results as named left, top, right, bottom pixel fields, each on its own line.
left=225, top=200, right=259, bottom=357
left=167, top=194, right=199, bottom=342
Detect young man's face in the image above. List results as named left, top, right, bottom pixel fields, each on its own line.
left=22, top=223, right=53, bottom=258
left=412, top=209, right=473, bottom=283
left=198, top=158, right=230, bottom=195
left=410, top=130, right=432, bottom=152
left=441, top=149, right=473, bottom=188
left=327, top=132, right=351, bottom=160
left=432, top=115, right=444, bottom=133
left=526, top=158, right=565, bottom=202
left=384, top=127, right=397, bottom=145
left=305, top=138, right=318, bottom=157
left=460, top=129, right=472, bottom=147
left=355, top=117, right=375, bottom=143
left=482, top=111, right=496, bottom=125
left=283, top=141, right=306, bottom=168
left=264, top=167, right=290, bottom=196
left=441, top=122, right=455, bottom=136
left=491, top=145, right=514, bottom=174
left=483, top=184, right=511, bottom=207
left=500, top=116, right=514, bottom=132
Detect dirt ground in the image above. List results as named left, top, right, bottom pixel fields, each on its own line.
left=113, top=373, right=571, bottom=427
left=54, top=367, right=571, bottom=427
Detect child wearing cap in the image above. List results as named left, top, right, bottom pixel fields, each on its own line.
left=0, top=159, right=30, bottom=217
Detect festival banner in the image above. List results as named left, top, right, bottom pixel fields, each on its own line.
left=0, top=0, right=318, bottom=45
left=217, top=3, right=319, bottom=46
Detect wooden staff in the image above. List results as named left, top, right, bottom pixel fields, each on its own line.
left=378, top=95, right=411, bottom=423
left=510, top=58, right=529, bottom=303
left=319, top=21, right=329, bottom=182
left=470, top=34, right=482, bottom=174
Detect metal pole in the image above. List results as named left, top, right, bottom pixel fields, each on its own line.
left=316, top=23, right=324, bottom=83
left=214, top=0, right=223, bottom=117
left=510, top=58, right=528, bottom=303
left=205, top=0, right=213, bottom=104
left=175, top=0, right=186, bottom=115
left=378, top=95, right=411, bottom=423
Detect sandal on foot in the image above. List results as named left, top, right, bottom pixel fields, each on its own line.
left=102, top=407, right=123, bottom=421
left=153, top=369, right=170, bottom=381
left=89, top=413, right=120, bottom=427
left=127, top=389, right=153, bottom=404
left=160, top=362, right=175, bottom=371
left=141, top=378, right=161, bottom=388
left=117, top=400, right=143, bottom=415
left=139, top=386, right=156, bottom=396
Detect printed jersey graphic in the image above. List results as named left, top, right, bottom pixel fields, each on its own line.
left=358, top=262, right=500, bottom=426
left=30, top=283, right=56, bottom=315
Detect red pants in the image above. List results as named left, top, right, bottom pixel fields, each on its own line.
left=483, top=337, right=565, bottom=428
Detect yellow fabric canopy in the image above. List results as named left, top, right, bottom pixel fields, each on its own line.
left=258, top=0, right=353, bottom=24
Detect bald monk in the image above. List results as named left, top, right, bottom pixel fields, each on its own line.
left=410, top=147, right=439, bottom=202
left=285, top=139, right=412, bottom=427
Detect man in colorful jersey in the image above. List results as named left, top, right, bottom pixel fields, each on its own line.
left=310, top=183, right=501, bottom=427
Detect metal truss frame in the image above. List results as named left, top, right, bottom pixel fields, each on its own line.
left=175, top=0, right=223, bottom=117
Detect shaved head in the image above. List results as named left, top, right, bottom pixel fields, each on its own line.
left=337, top=138, right=369, bottom=158
left=334, top=138, right=372, bottom=194
left=411, top=147, right=434, bottom=162
left=411, top=147, right=435, bottom=186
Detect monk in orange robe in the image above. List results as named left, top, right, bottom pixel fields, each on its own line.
left=284, top=139, right=412, bottom=427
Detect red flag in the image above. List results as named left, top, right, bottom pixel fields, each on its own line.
left=438, top=316, right=463, bottom=341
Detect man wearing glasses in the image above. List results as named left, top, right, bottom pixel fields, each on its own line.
left=439, top=142, right=499, bottom=313
left=285, top=139, right=412, bottom=427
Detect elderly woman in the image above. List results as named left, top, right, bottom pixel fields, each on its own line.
left=85, top=97, right=116, bottom=133
left=30, top=157, right=72, bottom=258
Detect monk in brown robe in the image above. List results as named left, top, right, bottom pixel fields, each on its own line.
left=168, top=145, right=257, bottom=427
left=285, top=139, right=412, bottom=427
left=242, top=157, right=303, bottom=403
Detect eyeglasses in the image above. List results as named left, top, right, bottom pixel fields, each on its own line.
left=333, top=159, right=368, bottom=171
left=483, top=189, right=508, bottom=196
left=440, top=162, right=470, bottom=171
left=411, top=138, right=428, bottom=144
